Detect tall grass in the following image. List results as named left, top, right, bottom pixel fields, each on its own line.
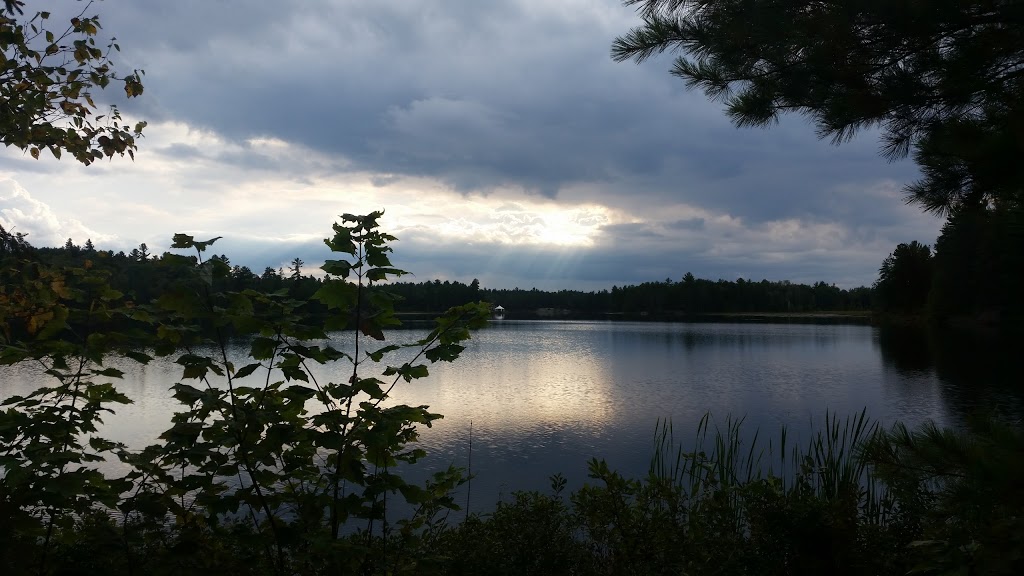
left=650, top=410, right=884, bottom=522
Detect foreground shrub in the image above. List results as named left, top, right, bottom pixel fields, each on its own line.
left=429, top=412, right=1021, bottom=576
left=0, top=213, right=490, bottom=575
left=436, top=474, right=593, bottom=575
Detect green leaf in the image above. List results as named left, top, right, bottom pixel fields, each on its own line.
left=280, top=364, right=309, bottom=382
left=170, top=383, right=204, bottom=404
left=123, top=351, right=152, bottom=365
left=250, top=337, right=277, bottom=360
left=321, top=259, right=352, bottom=278
left=36, top=305, right=69, bottom=340
left=359, top=318, right=385, bottom=341
left=313, top=280, right=357, bottom=310
left=384, top=363, right=430, bottom=382
left=93, top=367, right=125, bottom=378
left=191, top=236, right=223, bottom=252
left=233, top=362, right=261, bottom=379
left=406, top=364, right=429, bottom=379
left=365, top=248, right=392, bottom=268
left=367, top=267, right=407, bottom=282
left=425, top=343, right=465, bottom=363
left=368, top=344, right=401, bottom=362
left=171, top=233, right=194, bottom=249
left=324, top=225, right=356, bottom=254
left=159, top=421, right=204, bottom=443
left=282, top=385, right=316, bottom=402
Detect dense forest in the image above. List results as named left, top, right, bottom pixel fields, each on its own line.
left=388, top=275, right=872, bottom=317
left=871, top=202, right=1024, bottom=323
left=1, top=229, right=874, bottom=318
left=7, top=205, right=1022, bottom=325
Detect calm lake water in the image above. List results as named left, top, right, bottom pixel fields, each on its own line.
left=3, top=320, right=1021, bottom=512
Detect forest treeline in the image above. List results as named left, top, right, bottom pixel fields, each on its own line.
left=387, top=275, right=871, bottom=317
left=9, top=212, right=1022, bottom=323
left=0, top=230, right=873, bottom=317
left=873, top=203, right=1024, bottom=323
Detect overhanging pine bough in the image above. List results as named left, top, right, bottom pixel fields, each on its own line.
left=613, top=0, right=1024, bottom=215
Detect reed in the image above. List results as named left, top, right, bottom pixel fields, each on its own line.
left=650, top=409, right=884, bottom=522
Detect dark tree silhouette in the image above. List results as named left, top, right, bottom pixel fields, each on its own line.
left=0, top=224, right=32, bottom=258
left=613, top=0, right=1024, bottom=214
left=874, top=241, right=933, bottom=314
left=930, top=203, right=1024, bottom=320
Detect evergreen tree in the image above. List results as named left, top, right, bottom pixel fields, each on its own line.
left=613, top=0, right=1024, bottom=214
left=874, top=241, right=933, bottom=314
left=0, top=224, right=32, bottom=258
left=929, top=203, right=1024, bottom=319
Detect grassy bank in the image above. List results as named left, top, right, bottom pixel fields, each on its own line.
left=4, top=412, right=1021, bottom=576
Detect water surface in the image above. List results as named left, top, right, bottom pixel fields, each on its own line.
left=3, top=320, right=1020, bottom=512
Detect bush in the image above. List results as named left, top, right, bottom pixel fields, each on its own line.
left=0, top=213, right=490, bottom=575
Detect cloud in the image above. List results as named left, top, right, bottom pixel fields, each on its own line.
left=0, top=177, right=116, bottom=247
left=98, top=0, right=909, bottom=208
left=0, top=0, right=946, bottom=290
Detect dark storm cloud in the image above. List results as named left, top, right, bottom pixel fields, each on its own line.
left=86, top=0, right=925, bottom=225
left=1, top=0, right=945, bottom=290
left=666, top=218, right=705, bottom=231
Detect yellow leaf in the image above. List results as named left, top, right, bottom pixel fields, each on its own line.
left=30, top=147, right=39, bottom=159
left=27, top=311, right=54, bottom=335
left=50, top=278, right=70, bottom=298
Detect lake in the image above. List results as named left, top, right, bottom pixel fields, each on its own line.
left=2, top=320, right=1021, bottom=513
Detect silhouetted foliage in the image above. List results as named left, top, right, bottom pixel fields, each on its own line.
left=929, top=203, right=1024, bottom=320
left=1, top=1, right=145, bottom=163
left=437, top=412, right=1024, bottom=576
left=387, top=276, right=871, bottom=317
left=0, top=213, right=491, bottom=575
left=613, top=0, right=1024, bottom=215
left=0, top=223, right=32, bottom=258
left=874, top=241, right=933, bottom=314
left=12, top=235, right=873, bottom=321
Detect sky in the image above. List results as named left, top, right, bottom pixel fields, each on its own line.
left=0, top=0, right=944, bottom=290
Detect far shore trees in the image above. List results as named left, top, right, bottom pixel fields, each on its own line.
left=614, top=0, right=1024, bottom=321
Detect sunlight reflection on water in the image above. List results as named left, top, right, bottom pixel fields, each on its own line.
left=4, top=320, right=1019, bottom=512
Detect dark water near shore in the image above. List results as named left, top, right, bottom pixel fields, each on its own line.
left=3, top=320, right=1021, bottom=512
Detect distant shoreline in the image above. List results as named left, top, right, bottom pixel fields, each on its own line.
left=396, top=310, right=876, bottom=324
left=701, top=311, right=873, bottom=319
